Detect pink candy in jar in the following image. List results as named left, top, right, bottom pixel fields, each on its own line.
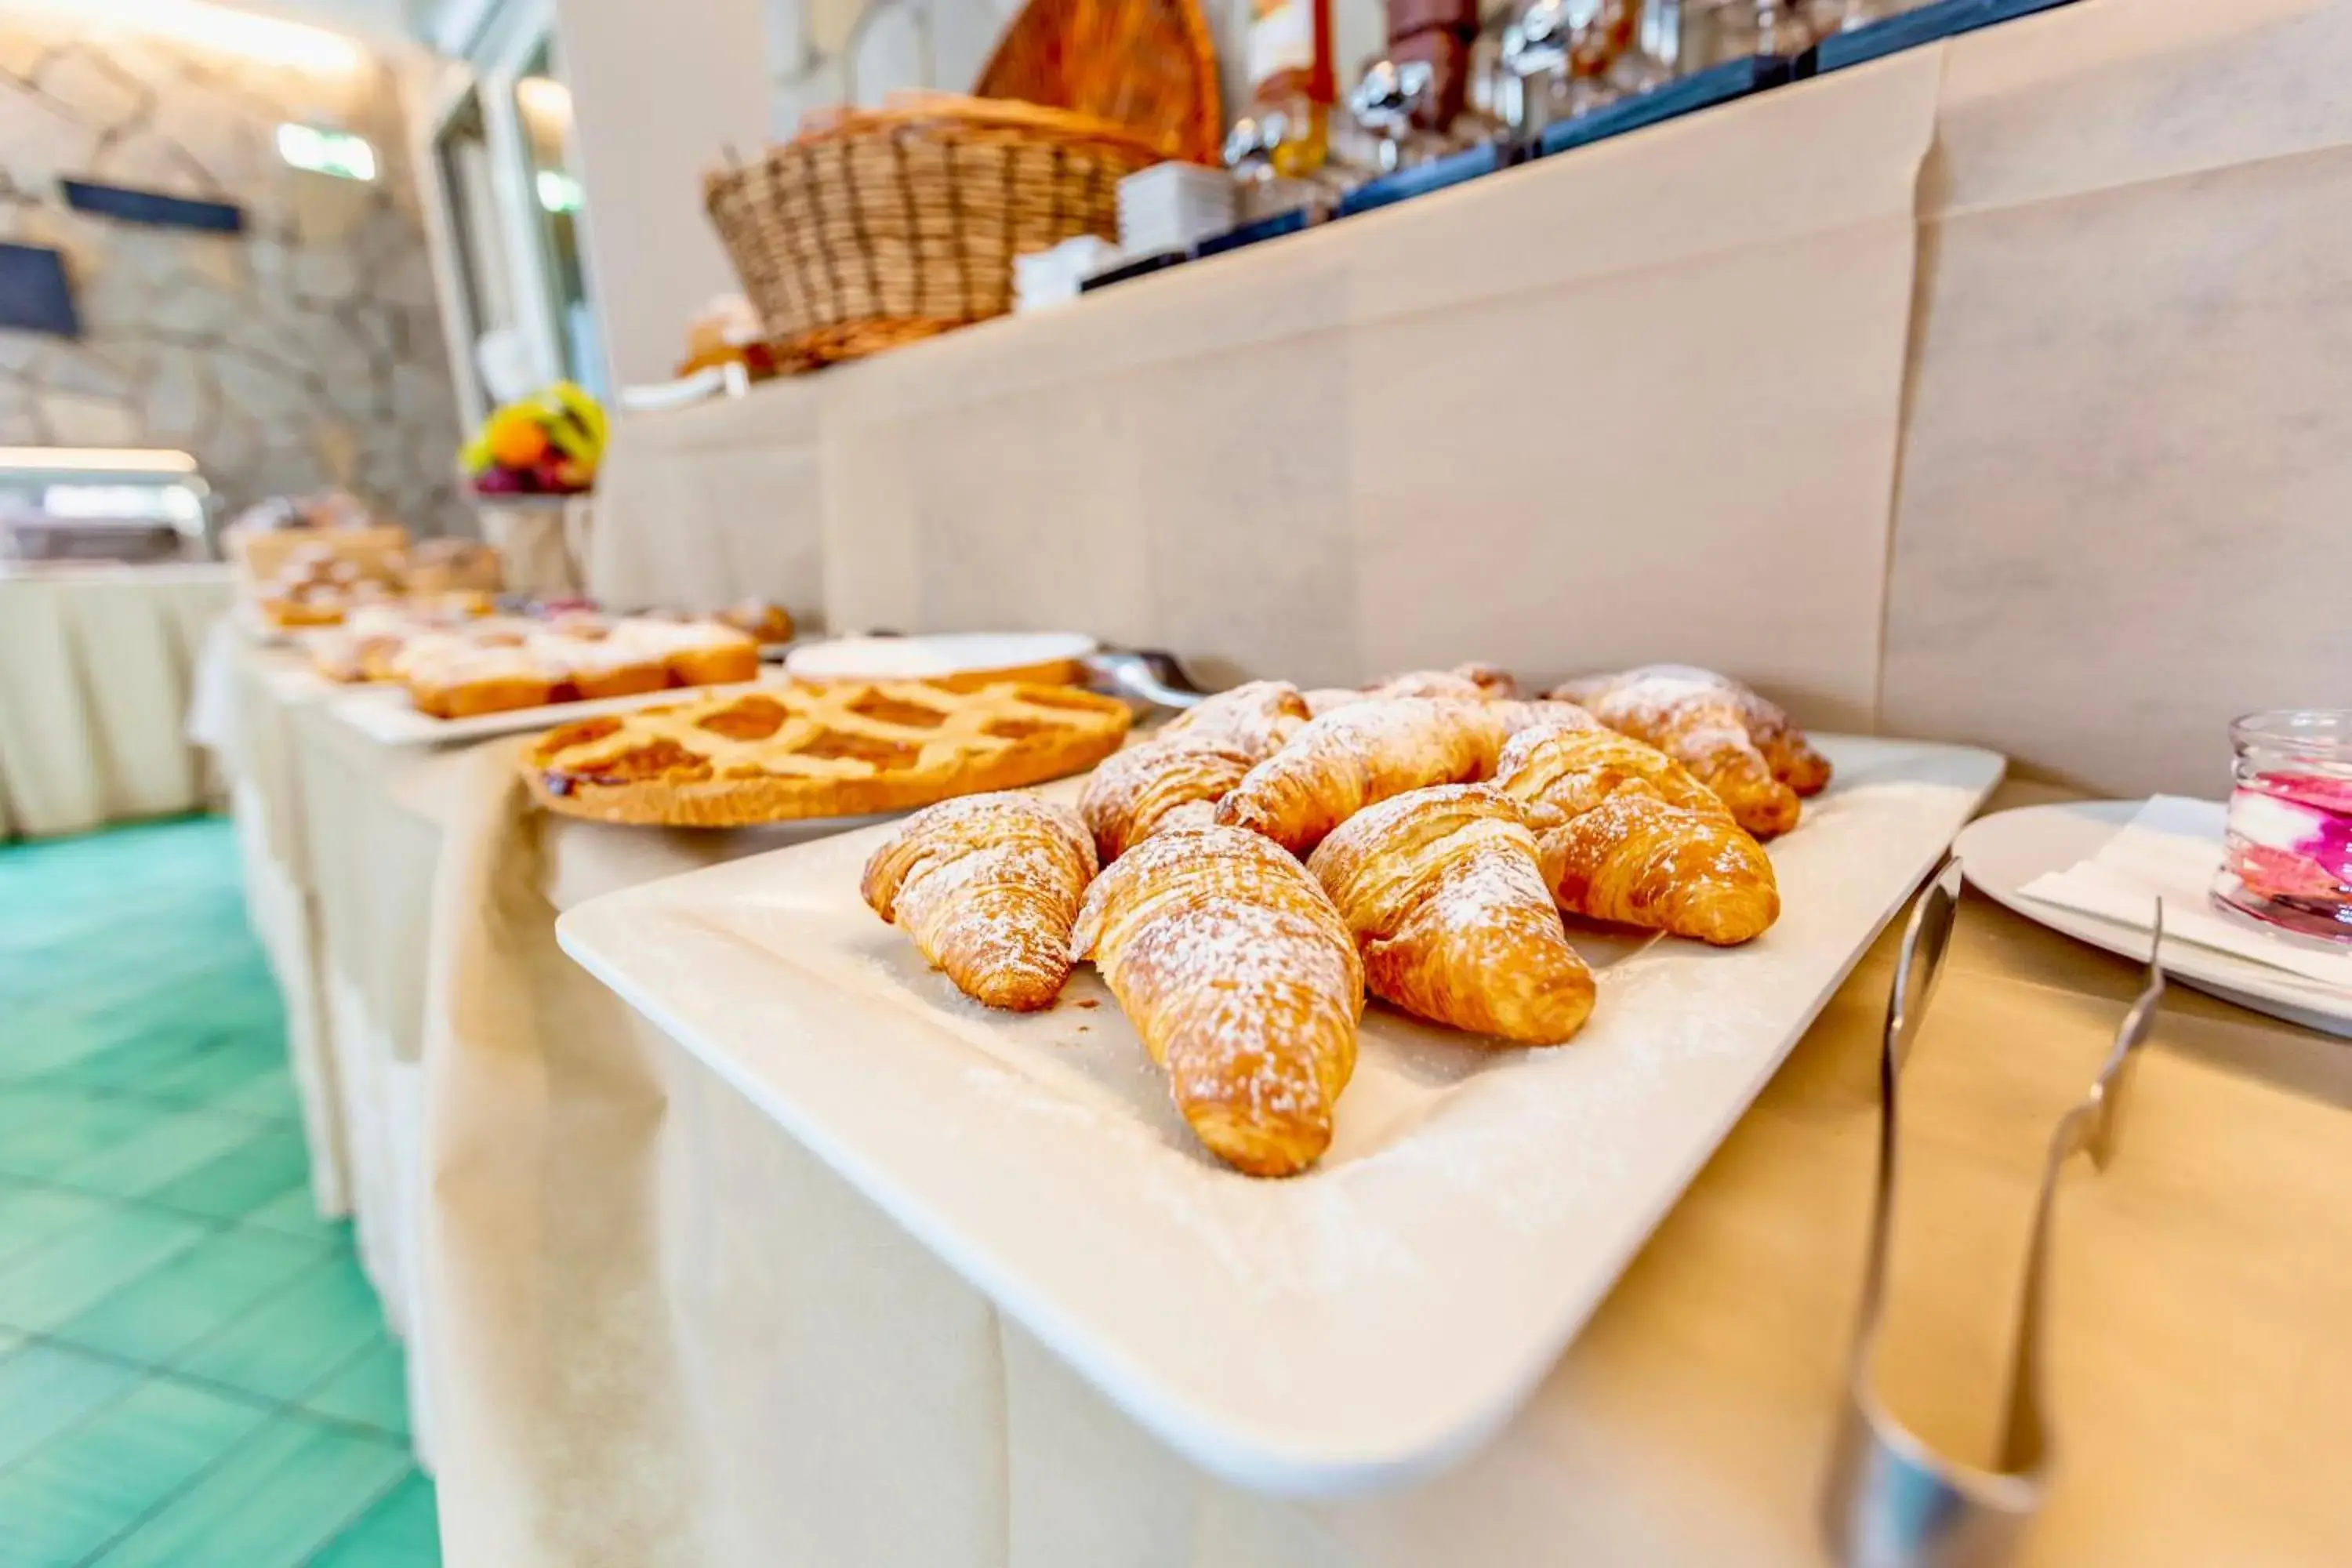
left=2215, top=710, right=2352, bottom=942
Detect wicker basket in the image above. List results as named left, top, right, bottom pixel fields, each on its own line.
left=706, top=96, right=1171, bottom=370
left=976, top=0, right=1224, bottom=167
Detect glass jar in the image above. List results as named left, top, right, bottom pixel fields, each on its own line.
left=2215, top=710, right=2352, bottom=943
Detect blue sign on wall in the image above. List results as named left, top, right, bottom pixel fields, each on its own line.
left=60, top=178, right=245, bottom=234
left=0, top=244, right=80, bottom=337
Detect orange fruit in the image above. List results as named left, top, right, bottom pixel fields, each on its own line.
left=485, top=412, right=549, bottom=467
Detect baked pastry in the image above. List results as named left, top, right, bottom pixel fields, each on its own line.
left=1301, top=687, right=1364, bottom=717
left=1363, top=670, right=1490, bottom=702
left=1537, top=790, right=1780, bottom=946
left=1299, top=662, right=1518, bottom=715
left=609, top=619, right=763, bottom=688
left=861, top=793, right=1098, bottom=1011
left=1071, top=824, right=1364, bottom=1177
left=1494, top=725, right=1779, bottom=946
left=715, top=599, right=796, bottom=644
left=1307, top=785, right=1595, bottom=1045
left=1080, top=736, right=1259, bottom=863
left=1448, top=662, right=1519, bottom=699
left=403, top=538, right=504, bottom=594
left=1554, top=663, right=1831, bottom=800
left=524, top=681, right=1133, bottom=826
left=1155, top=680, right=1312, bottom=757
left=1080, top=681, right=1314, bottom=862
left=1215, top=698, right=1507, bottom=855
left=1494, top=723, right=1730, bottom=829
left=1546, top=669, right=1804, bottom=837
left=1487, top=699, right=1599, bottom=740
left=401, top=641, right=557, bottom=719
left=539, top=632, right=668, bottom=701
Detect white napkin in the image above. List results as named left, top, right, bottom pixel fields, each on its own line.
left=2017, top=795, right=2352, bottom=993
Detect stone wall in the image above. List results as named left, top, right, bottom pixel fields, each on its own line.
left=0, top=22, right=466, bottom=535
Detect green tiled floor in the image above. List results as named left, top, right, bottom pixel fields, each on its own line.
left=0, top=817, right=440, bottom=1566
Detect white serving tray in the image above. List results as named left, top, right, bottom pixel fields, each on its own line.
left=556, top=735, right=2003, bottom=1495
left=328, top=673, right=783, bottom=747
left=1955, top=799, right=2352, bottom=1037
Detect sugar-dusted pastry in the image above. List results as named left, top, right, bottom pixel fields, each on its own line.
left=1216, top=698, right=1508, bottom=855
left=1072, top=824, right=1363, bottom=1177
left=1547, top=670, right=1801, bottom=837
left=1156, top=679, right=1312, bottom=756
left=862, top=793, right=1098, bottom=1012
left=1081, top=681, right=1313, bottom=862
left=1449, top=662, right=1519, bottom=699
left=1363, top=670, right=1489, bottom=702
left=1307, top=785, right=1595, bottom=1045
left=1494, top=726, right=1779, bottom=946
left=532, top=630, right=667, bottom=701
left=1555, top=665, right=1831, bottom=798
left=1080, top=735, right=1259, bottom=863
left=1302, top=687, right=1364, bottom=717
left=1536, top=791, right=1780, bottom=947
left=1486, top=699, right=1600, bottom=741
left=400, top=640, right=558, bottom=719
left=608, top=618, right=763, bottom=687
left=1494, top=724, right=1730, bottom=830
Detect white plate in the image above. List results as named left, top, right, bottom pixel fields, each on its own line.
left=556, top=736, right=2002, bottom=1495
left=1955, top=800, right=2352, bottom=1037
left=782, top=631, right=1098, bottom=684
left=328, top=674, right=784, bottom=747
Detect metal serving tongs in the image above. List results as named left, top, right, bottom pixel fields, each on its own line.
left=1823, top=859, right=2166, bottom=1567
left=1081, top=648, right=1206, bottom=713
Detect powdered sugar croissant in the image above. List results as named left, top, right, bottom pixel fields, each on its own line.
left=1557, top=665, right=1831, bottom=800
left=1308, top=785, right=1595, bottom=1044
left=1080, top=736, right=1258, bottom=862
left=1216, top=698, right=1507, bottom=855
left=1080, top=681, right=1311, bottom=862
left=1072, top=824, right=1364, bottom=1177
left=1494, top=727, right=1779, bottom=946
left=1547, top=670, right=1802, bottom=837
left=1155, top=679, right=1311, bottom=756
left=861, top=793, right=1098, bottom=1011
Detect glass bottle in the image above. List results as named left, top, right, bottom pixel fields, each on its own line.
left=1243, top=0, right=1337, bottom=179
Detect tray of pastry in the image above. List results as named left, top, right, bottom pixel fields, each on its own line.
left=556, top=667, right=2003, bottom=1494
left=317, top=612, right=769, bottom=746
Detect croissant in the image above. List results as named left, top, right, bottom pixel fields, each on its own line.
left=1494, top=724, right=1730, bottom=829
left=1546, top=671, right=1801, bottom=837
left=1079, top=735, right=1258, bottom=862
left=1486, top=699, right=1599, bottom=742
left=1309, top=662, right=1521, bottom=710
left=1307, top=785, right=1595, bottom=1044
left=1215, top=698, right=1508, bottom=855
left=1080, top=681, right=1312, bottom=862
left=1071, top=824, right=1364, bottom=1177
left=1156, top=679, right=1312, bottom=756
left=1556, top=665, right=1832, bottom=797
left=861, top=792, right=1098, bottom=1011
left=1361, top=670, right=1490, bottom=702
left=1494, top=727, right=1779, bottom=946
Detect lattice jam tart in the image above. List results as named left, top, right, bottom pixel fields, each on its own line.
left=521, top=680, right=1134, bottom=826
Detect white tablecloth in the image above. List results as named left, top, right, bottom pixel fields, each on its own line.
left=0, top=564, right=234, bottom=838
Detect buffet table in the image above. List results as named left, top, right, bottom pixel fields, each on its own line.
left=0, top=562, right=234, bottom=838
left=586, top=0, right=2352, bottom=797
left=197, top=639, right=2350, bottom=1563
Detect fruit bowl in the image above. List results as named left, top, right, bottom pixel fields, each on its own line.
left=463, top=381, right=608, bottom=497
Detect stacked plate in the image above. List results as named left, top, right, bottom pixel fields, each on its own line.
left=1117, top=162, right=1237, bottom=257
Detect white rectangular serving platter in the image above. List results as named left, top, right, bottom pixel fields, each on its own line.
left=327, top=673, right=786, bottom=747
left=556, top=735, right=2003, bottom=1496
